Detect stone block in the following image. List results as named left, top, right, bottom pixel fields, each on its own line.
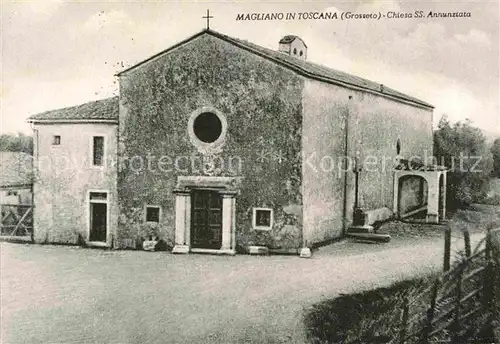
left=299, top=247, right=312, bottom=258
left=426, top=213, right=439, bottom=223
left=172, top=245, right=190, bottom=254
left=142, top=240, right=158, bottom=251
left=347, top=224, right=374, bottom=234
left=365, top=207, right=393, bottom=225
left=348, top=232, right=391, bottom=243
left=248, top=246, right=269, bottom=255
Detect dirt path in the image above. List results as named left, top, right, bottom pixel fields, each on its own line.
left=1, top=233, right=483, bottom=344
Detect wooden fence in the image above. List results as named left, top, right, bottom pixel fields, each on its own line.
left=0, top=204, right=33, bottom=239
left=391, top=227, right=499, bottom=344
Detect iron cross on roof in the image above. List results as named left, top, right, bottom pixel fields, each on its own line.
left=202, top=9, right=213, bottom=29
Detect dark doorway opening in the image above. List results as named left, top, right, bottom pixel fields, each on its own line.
left=191, top=190, right=222, bottom=249
left=90, top=202, right=107, bottom=242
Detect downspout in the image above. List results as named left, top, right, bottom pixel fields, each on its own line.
left=31, top=125, right=38, bottom=243
left=114, top=78, right=121, bottom=249
left=342, top=96, right=352, bottom=235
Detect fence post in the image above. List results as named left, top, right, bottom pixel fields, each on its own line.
left=423, top=278, right=440, bottom=343
left=399, top=296, right=410, bottom=344
left=464, top=230, right=471, bottom=257
left=485, top=227, right=491, bottom=262
left=452, top=262, right=465, bottom=344
left=483, top=229, right=495, bottom=330
left=483, top=229, right=491, bottom=309
left=444, top=226, right=451, bottom=272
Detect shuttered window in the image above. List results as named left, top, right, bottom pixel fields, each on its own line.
left=93, top=136, right=104, bottom=166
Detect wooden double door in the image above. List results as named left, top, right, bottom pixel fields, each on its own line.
left=191, top=190, right=222, bottom=249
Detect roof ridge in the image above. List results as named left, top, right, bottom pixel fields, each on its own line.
left=31, top=29, right=433, bottom=121
left=116, top=28, right=432, bottom=108
left=206, top=30, right=432, bottom=108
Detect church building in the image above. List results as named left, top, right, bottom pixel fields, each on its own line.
left=27, top=29, right=446, bottom=254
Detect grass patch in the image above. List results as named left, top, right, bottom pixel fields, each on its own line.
left=304, top=272, right=497, bottom=344
left=378, top=220, right=445, bottom=239
left=304, top=277, right=432, bottom=344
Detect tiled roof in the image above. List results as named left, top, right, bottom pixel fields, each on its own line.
left=0, top=152, right=33, bottom=188
left=118, top=29, right=433, bottom=109
left=212, top=31, right=432, bottom=108
left=279, top=35, right=298, bottom=44
left=28, top=96, right=119, bottom=122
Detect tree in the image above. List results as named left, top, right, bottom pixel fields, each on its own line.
left=0, top=132, right=33, bottom=155
left=491, top=138, right=500, bottom=178
left=434, top=116, right=493, bottom=210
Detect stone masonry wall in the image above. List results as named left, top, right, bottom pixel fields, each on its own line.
left=118, top=34, right=304, bottom=250
left=32, top=123, right=118, bottom=245
left=301, top=78, right=433, bottom=245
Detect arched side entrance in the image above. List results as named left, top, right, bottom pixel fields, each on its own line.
left=397, top=175, right=428, bottom=218
left=393, top=167, right=447, bottom=224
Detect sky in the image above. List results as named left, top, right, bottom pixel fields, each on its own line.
left=1, top=0, right=499, bottom=137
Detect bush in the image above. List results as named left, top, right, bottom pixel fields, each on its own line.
left=0, top=132, right=33, bottom=155
left=434, top=117, right=493, bottom=210
left=491, top=138, right=500, bottom=178
left=482, top=194, right=500, bottom=206
left=304, top=278, right=432, bottom=344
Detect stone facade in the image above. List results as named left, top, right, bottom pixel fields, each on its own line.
left=351, top=91, right=433, bottom=211
left=301, top=79, right=433, bottom=244
left=29, top=29, right=436, bottom=252
left=32, top=123, right=118, bottom=245
left=117, top=34, right=304, bottom=251
left=301, top=79, right=349, bottom=245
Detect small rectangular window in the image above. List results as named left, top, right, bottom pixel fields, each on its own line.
left=93, top=136, right=104, bottom=166
left=52, top=135, right=61, bottom=145
left=252, top=208, right=273, bottom=230
left=146, top=206, right=160, bottom=223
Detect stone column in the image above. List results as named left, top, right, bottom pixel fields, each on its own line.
left=231, top=197, right=236, bottom=252
left=393, top=172, right=400, bottom=215
left=426, top=174, right=439, bottom=223
left=172, top=190, right=190, bottom=253
left=440, top=172, right=447, bottom=221
left=220, top=192, right=236, bottom=255
left=185, top=194, right=191, bottom=249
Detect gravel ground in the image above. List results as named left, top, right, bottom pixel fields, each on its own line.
left=377, top=204, right=500, bottom=240
left=0, top=231, right=484, bottom=344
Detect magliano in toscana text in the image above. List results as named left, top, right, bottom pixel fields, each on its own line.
left=236, top=12, right=338, bottom=21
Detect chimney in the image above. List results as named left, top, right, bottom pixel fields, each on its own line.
left=278, top=35, right=307, bottom=61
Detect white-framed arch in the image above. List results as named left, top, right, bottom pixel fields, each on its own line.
left=393, top=165, right=447, bottom=223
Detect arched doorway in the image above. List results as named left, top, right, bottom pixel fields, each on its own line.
left=393, top=160, right=447, bottom=224
left=398, top=175, right=428, bottom=218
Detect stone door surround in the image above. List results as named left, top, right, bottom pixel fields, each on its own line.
left=172, top=176, right=241, bottom=255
